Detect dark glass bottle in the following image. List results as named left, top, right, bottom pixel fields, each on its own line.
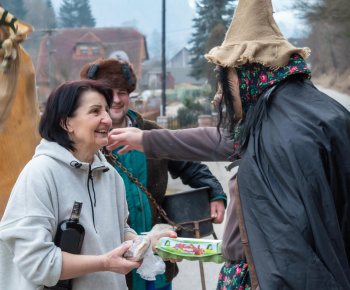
left=49, top=201, right=85, bottom=290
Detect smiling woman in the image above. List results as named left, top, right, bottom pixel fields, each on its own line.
left=60, top=89, right=112, bottom=163
left=0, top=80, right=180, bottom=290
left=39, top=80, right=113, bottom=157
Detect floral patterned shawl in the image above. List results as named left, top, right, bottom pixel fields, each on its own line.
left=236, top=54, right=311, bottom=114
left=232, top=54, right=312, bottom=152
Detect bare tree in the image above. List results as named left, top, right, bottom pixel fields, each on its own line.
left=293, top=0, right=350, bottom=73
left=22, top=0, right=57, bottom=65
left=293, top=0, right=350, bottom=92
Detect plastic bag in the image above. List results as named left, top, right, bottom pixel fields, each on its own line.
left=123, top=236, right=165, bottom=280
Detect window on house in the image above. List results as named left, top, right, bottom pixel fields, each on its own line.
left=92, top=47, right=100, bottom=55
left=77, top=45, right=88, bottom=56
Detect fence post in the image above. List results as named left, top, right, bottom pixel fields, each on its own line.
left=157, top=116, right=169, bottom=128
left=198, top=115, right=212, bottom=127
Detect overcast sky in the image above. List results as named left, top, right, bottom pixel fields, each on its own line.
left=51, top=0, right=305, bottom=57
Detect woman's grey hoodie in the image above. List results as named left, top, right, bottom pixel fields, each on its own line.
left=0, top=139, right=136, bottom=290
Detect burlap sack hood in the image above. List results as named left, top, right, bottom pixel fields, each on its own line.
left=80, top=58, right=137, bottom=93
left=205, top=0, right=311, bottom=70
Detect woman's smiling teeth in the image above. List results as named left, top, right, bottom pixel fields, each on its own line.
left=95, top=129, right=108, bottom=136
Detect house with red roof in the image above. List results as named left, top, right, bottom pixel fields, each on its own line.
left=36, top=27, right=148, bottom=101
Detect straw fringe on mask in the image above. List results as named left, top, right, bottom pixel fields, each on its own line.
left=0, top=7, right=34, bottom=132
left=0, top=7, right=40, bottom=219
left=205, top=0, right=311, bottom=70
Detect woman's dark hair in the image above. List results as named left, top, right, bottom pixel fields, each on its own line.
left=216, top=66, right=241, bottom=141
left=39, top=79, right=113, bottom=151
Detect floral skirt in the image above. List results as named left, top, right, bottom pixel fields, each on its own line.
left=216, top=260, right=251, bottom=290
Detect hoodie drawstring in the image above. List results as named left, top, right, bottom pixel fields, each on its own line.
left=87, top=165, right=97, bottom=232
left=70, top=161, right=108, bottom=233
left=91, top=177, right=97, bottom=207
left=70, top=161, right=82, bottom=168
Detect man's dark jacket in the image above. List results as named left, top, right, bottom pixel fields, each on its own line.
left=238, top=77, right=350, bottom=289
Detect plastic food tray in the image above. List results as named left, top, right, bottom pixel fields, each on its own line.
left=156, top=237, right=227, bottom=263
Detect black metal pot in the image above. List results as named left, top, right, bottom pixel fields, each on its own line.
left=162, top=186, right=213, bottom=238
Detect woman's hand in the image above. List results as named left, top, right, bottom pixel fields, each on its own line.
left=102, top=243, right=142, bottom=274
left=60, top=244, right=141, bottom=280
left=150, top=231, right=182, bottom=263
left=107, top=127, right=144, bottom=153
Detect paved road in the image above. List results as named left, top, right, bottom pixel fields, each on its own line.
left=168, top=162, right=234, bottom=290
left=166, top=86, right=349, bottom=290
left=317, top=86, right=350, bottom=111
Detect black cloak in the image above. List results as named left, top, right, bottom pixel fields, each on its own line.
left=238, top=77, right=350, bottom=289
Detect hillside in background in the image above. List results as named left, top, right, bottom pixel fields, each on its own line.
left=294, top=0, right=350, bottom=94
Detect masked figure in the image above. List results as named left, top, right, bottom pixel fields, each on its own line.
left=107, top=0, right=350, bottom=289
